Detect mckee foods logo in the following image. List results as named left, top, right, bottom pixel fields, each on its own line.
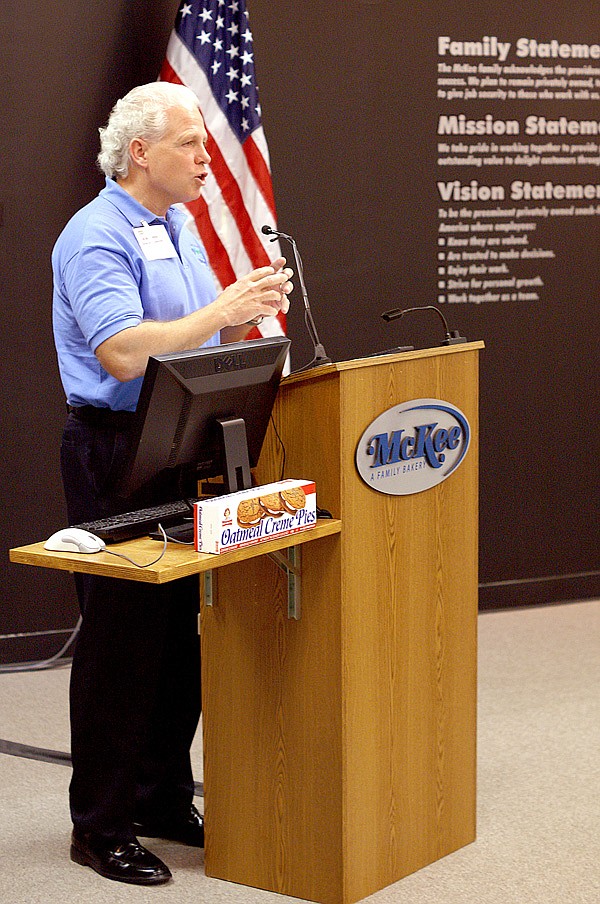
left=355, top=399, right=471, bottom=496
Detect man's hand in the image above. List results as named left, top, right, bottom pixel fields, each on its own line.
left=214, top=257, right=293, bottom=327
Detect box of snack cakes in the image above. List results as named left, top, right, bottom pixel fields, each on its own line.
left=193, top=479, right=317, bottom=554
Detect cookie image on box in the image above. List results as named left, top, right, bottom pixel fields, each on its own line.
left=237, top=496, right=263, bottom=527
left=258, top=492, right=286, bottom=517
left=280, top=486, right=306, bottom=514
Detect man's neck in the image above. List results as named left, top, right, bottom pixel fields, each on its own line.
left=116, top=176, right=168, bottom=220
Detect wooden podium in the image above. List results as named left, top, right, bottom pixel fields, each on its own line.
left=10, top=341, right=482, bottom=904
left=199, top=342, right=482, bottom=904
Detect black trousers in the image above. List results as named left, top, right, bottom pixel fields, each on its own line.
left=60, top=411, right=201, bottom=842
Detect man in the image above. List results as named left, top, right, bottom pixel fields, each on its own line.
left=51, top=82, right=292, bottom=886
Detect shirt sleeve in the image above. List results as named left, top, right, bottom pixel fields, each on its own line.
left=61, top=241, right=144, bottom=353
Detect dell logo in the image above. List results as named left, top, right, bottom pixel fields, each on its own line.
left=214, top=353, right=248, bottom=372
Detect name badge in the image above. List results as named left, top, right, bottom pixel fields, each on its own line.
left=133, top=222, right=178, bottom=261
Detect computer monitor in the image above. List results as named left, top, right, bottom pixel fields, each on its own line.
left=118, top=336, right=291, bottom=498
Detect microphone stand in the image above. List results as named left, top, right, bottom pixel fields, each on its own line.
left=381, top=305, right=467, bottom=346
left=262, top=225, right=331, bottom=368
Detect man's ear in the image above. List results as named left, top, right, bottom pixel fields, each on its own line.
left=129, top=138, right=149, bottom=169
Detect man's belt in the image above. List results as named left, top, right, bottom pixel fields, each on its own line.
left=67, top=404, right=136, bottom=430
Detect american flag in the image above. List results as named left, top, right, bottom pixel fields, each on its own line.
left=159, top=0, right=285, bottom=340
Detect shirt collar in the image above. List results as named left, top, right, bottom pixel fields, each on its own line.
left=99, top=177, right=187, bottom=233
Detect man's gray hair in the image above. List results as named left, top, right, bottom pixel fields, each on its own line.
left=97, top=82, right=201, bottom=179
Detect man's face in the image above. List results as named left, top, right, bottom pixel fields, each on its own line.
left=138, top=105, right=211, bottom=214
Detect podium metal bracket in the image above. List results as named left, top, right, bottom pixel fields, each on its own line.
left=203, top=545, right=302, bottom=619
left=268, top=546, right=302, bottom=620
left=203, top=569, right=215, bottom=609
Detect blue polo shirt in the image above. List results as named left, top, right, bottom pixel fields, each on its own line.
left=52, top=178, right=219, bottom=411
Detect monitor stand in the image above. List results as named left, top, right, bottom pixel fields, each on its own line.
left=217, top=417, right=252, bottom=494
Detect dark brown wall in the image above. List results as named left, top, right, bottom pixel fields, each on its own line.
left=1, top=1, right=598, bottom=662
left=0, top=0, right=181, bottom=661
left=250, top=1, right=600, bottom=610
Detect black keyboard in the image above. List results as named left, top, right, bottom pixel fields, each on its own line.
left=73, top=499, right=196, bottom=544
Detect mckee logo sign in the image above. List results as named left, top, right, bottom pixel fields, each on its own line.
left=355, top=399, right=471, bottom=496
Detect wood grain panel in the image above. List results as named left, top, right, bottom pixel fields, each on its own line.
left=338, top=346, right=478, bottom=901
left=201, top=534, right=345, bottom=901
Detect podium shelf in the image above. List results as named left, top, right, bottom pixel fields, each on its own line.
left=8, top=519, right=342, bottom=585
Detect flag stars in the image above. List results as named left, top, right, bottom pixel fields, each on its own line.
left=174, top=1, right=263, bottom=136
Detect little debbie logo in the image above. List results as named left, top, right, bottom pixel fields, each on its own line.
left=356, top=399, right=471, bottom=495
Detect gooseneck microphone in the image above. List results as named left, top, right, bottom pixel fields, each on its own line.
left=262, top=224, right=331, bottom=369
left=381, top=305, right=467, bottom=346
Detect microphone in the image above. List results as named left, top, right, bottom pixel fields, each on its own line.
left=381, top=305, right=467, bottom=346
left=262, top=224, right=331, bottom=368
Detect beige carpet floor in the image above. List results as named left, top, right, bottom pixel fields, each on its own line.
left=0, top=599, right=598, bottom=903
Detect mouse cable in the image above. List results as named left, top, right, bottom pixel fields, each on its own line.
left=269, top=413, right=287, bottom=481
left=103, top=523, right=169, bottom=567
left=0, top=737, right=205, bottom=799
left=0, top=616, right=82, bottom=674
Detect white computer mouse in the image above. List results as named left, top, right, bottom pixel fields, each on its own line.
left=44, top=528, right=106, bottom=554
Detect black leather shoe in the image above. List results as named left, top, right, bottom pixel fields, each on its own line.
left=133, top=803, right=205, bottom=848
left=70, top=830, right=172, bottom=885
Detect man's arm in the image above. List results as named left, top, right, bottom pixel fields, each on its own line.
left=96, top=260, right=292, bottom=381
